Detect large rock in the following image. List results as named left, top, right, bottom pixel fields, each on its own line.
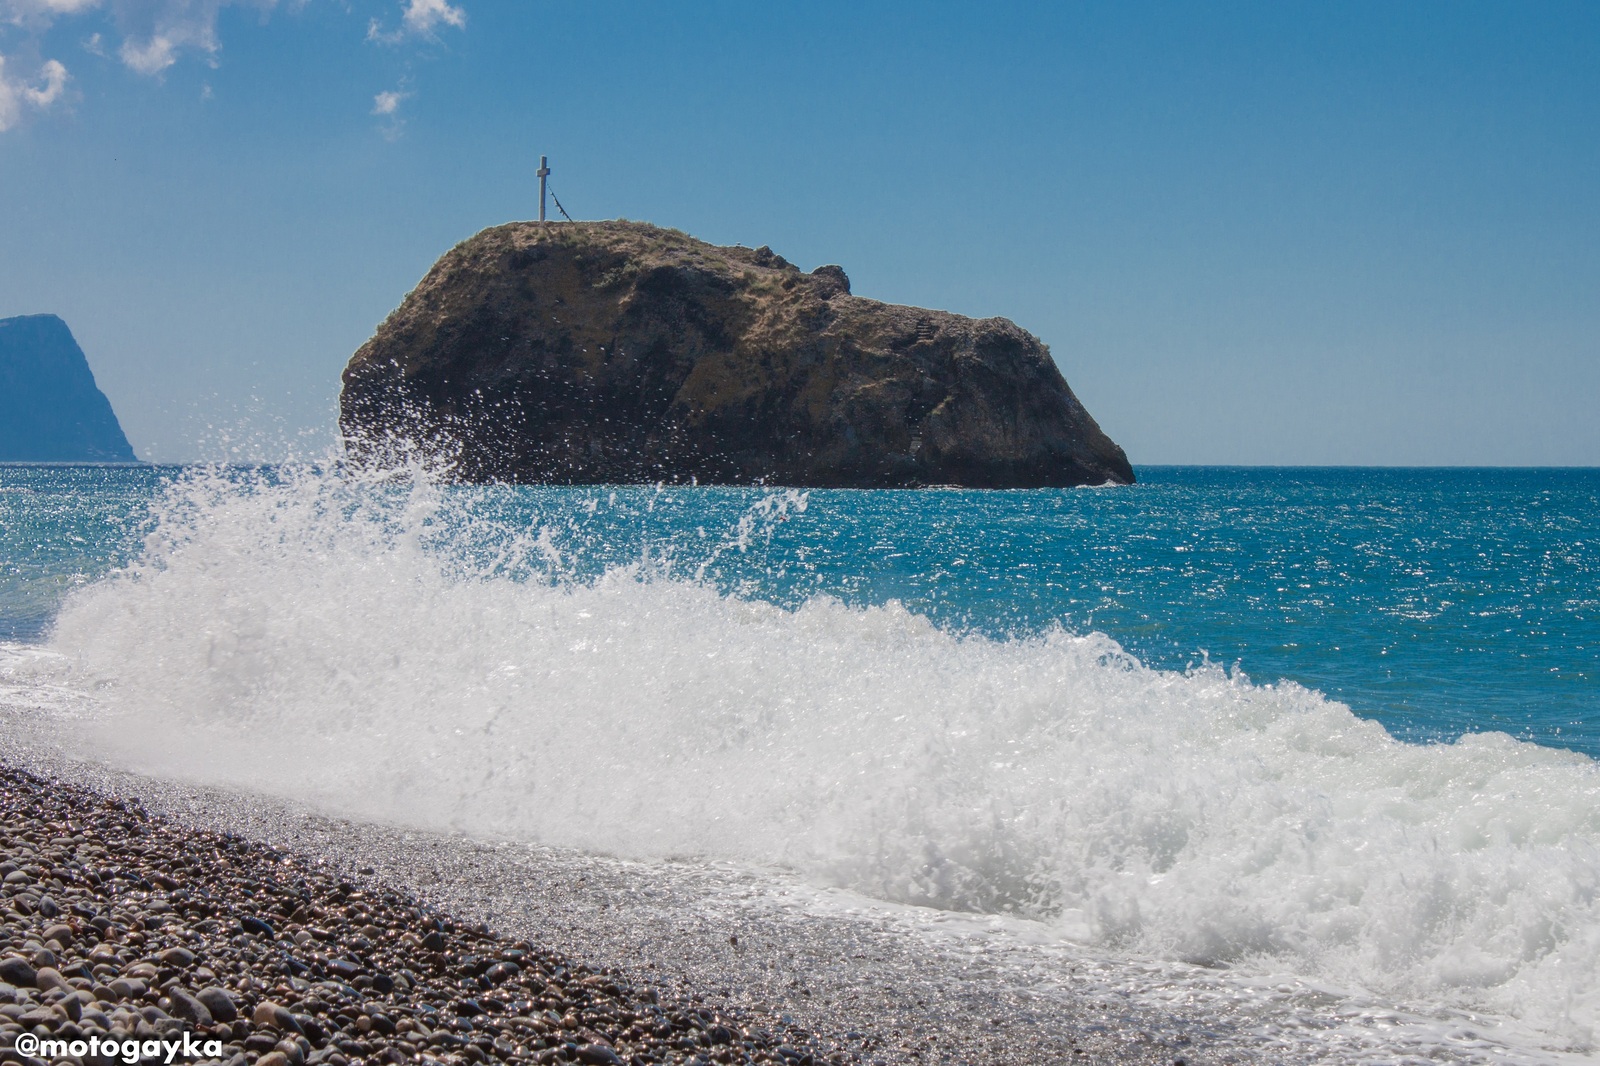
left=340, top=222, right=1132, bottom=488
left=0, top=314, right=137, bottom=463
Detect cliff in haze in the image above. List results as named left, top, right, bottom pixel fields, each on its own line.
left=0, top=314, right=138, bottom=463
left=340, top=221, right=1133, bottom=488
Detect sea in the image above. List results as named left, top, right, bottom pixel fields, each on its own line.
left=1, top=461, right=1597, bottom=1062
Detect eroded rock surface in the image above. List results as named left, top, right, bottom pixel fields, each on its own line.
left=341, top=222, right=1132, bottom=488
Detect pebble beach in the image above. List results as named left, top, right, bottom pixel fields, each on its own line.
left=0, top=765, right=848, bottom=1066
left=0, top=749, right=1221, bottom=1066
left=0, top=725, right=1235, bottom=1066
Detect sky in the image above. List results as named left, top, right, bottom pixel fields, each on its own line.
left=1, top=1, right=1597, bottom=465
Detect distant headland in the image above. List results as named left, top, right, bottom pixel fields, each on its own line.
left=340, top=221, right=1132, bottom=489
left=0, top=314, right=138, bottom=463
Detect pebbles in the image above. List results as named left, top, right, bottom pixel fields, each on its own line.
left=0, top=767, right=843, bottom=1066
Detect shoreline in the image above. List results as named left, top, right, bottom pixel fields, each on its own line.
left=0, top=710, right=1582, bottom=1066
left=0, top=764, right=843, bottom=1066
left=0, top=757, right=1201, bottom=1066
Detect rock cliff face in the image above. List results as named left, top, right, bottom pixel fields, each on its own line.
left=340, top=222, right=1133, bottom=488
left=0, top=314, right=138, bottom=463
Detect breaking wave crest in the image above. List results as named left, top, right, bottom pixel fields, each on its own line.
left=23, top=461, right=1600, bottom=1042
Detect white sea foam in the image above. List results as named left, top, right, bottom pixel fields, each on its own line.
left=17, top=463, right=1600, bottom=1052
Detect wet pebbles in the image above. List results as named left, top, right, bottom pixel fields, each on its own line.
left=0, top=766, right=843, bottom=1066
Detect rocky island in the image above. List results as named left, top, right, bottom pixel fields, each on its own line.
left=0, top=315, right=137, bottom=464
left=340, top=222, right=1132, bottom=488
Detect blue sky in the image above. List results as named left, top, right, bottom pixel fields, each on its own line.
left=2, top=1, right=1596, bottom=465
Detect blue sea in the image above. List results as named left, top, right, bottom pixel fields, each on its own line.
left=2, top=462, right=1598, bottom=1058
left=5, top=464, right=1595, bottom=752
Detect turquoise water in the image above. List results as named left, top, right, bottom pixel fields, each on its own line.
left=4, top=463, right=1595, bottom=756
left=0, top=465, right=175, bottom=643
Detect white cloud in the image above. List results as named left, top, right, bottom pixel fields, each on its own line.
left=118, top=29, right=176, bottom=73
left=372, top=85, right=410, bottom=139
left=372, top=88, right=406, bottom=116
left=109, top=0, right=278, bottom=77
left=368, top=0, right=464, bottom=43
left=0, top=52, right=68, bottom=131
left=0, top=60, right=21, bottom=130
left=5, top=0, right=284, bottom=76
left=402, top=0, right=463, bottom=35
left=26, top=53, right=63, bottom=101
left=2, top=0, right=101, bottom=28
left=1, top=0, right=466, bottom=133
